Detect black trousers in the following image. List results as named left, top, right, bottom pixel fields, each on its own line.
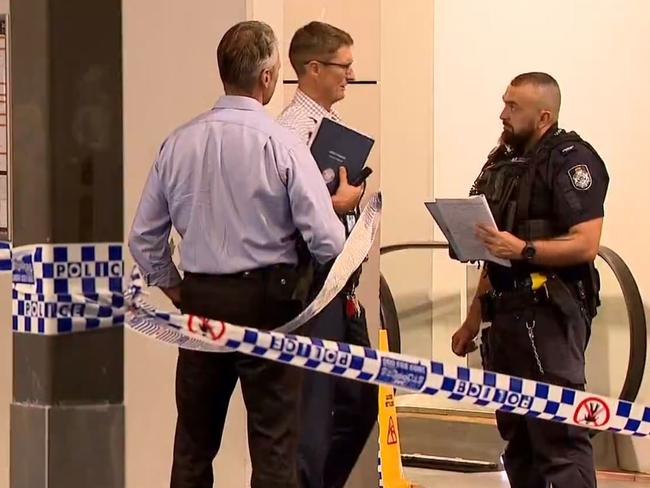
left=485, top=301, right=596, bottom=488
left=170, top=270, right=303, bottom=488
left=297, top=295, right=378, bottom=488
left=497, top=410, right=596, bottom=488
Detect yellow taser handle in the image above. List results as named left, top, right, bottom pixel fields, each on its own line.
left=531, top=272, right=547, bottom=291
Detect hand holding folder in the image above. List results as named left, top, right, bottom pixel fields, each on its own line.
left=308, top=117, right=375, bottom=194
left=425, top=195, right=512, bottom=267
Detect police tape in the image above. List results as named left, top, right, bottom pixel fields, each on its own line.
left=125, top=275, right=650, bottom=437
left=0, top=192, right=382, bottom=336
left=126, top=193, right=382, bottom=352
left=7, top=242, right=125, bottom=334
left=276, top=193, right=381, bottom=334
left=0, top=241, right=10, bottom=271
left=4, top=200, right=650, bottom=436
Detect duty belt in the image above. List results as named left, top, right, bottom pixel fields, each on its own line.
left=481, top=273, right=549, bottom=321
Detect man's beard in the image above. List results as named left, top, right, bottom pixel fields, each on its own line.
left=500, top=124, right=535, bottom=153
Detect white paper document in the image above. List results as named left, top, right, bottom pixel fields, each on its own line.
left=425, top=195, right=511, bottom=267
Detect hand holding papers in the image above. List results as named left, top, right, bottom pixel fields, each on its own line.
left=425, top=195, right=511, bottom=267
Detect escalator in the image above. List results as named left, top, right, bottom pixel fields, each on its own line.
left=379, top=242, right=647, bottom=472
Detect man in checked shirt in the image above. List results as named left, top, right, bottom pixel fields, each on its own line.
left=278, top=21, right=378, bottom=488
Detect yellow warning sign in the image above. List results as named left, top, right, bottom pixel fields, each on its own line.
left=377, top=329, right=413, bottom=488
left=387, top=416, right=398, bottom=445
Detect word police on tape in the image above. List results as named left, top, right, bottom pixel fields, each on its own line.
left=125, top=273, right=650, bottom=438
left=9, top=242, right=124, bottom=335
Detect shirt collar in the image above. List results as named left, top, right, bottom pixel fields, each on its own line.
left=293, top=88, right=341, bottom=121
left=214, top=95, right=265, bottom=112
left=525, top=123, right=561, bottom=156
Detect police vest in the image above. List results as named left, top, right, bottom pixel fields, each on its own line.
left=471, top=129, right=592, bottom=241
left=471, top=129, right=603, bottom=316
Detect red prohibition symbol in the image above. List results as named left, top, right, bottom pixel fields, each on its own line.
left=573, top=397, right=611, bottom=428
left=187, top=315, right=226, bottom=341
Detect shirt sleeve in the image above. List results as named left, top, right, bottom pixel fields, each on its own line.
left=127, top=148, right=181, bottom=288
left=551, top=143, right=609, bottom=229
left=284, top=142, right=345, bottom=263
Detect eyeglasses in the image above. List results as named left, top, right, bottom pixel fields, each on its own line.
left=306, top=59, right=354, bottom=72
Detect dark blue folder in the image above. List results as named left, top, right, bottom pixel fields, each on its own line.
left=309, top=117, right=375, bottom=194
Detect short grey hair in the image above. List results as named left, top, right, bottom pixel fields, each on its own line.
left=217, top=21, right=277, bottom=91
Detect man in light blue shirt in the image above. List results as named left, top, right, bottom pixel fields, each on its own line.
left=129, top=21, right=344, bottom=488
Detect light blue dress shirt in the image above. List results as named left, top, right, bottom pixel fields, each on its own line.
left=128, top=95, right=345, bottom=288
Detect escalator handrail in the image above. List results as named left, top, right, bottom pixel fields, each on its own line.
left=380, top=241, right=450, bottom=255
left=596, top=246, right=647, bottom=403
left=379, top=241, right=647, bottom=406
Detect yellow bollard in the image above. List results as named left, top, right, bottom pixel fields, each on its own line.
left=377, top=329, right=414, bottom=488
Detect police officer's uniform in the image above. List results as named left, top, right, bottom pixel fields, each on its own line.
left=470, top=125, right=609, bottom=488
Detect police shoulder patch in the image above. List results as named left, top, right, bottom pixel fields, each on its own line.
left=568, top=164, right=592, bottom=190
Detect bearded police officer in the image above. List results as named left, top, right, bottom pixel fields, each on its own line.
left=129, top=21, right=345, bottom=488
left=451, top=72, right=609, bottom=488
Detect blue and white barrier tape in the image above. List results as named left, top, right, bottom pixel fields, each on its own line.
left=125, top=270, right=650, bottom=437
left=3, top=241, right=124, bottom=334
left=0, top=240, right=10, bottom=271
left=3, top=193, right=650, bottom=437
left=274, top=192, right=381, bottom=334
left=124, top=193, right=382, bottom=351
left=0, top=192, right=382, bottom=336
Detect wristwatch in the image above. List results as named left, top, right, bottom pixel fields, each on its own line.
left=521, top=241, right=536, bottom=262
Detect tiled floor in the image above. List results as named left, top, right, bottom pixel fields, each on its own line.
left=404, top=467, right=650, bottom=487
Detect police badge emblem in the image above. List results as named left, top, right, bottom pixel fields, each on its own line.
left=568, top=164, right=592, bottom=190
left=322, top=168, right=336, bottom=184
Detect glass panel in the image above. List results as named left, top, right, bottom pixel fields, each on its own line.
left=380, top=250, right=434, bottom=360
